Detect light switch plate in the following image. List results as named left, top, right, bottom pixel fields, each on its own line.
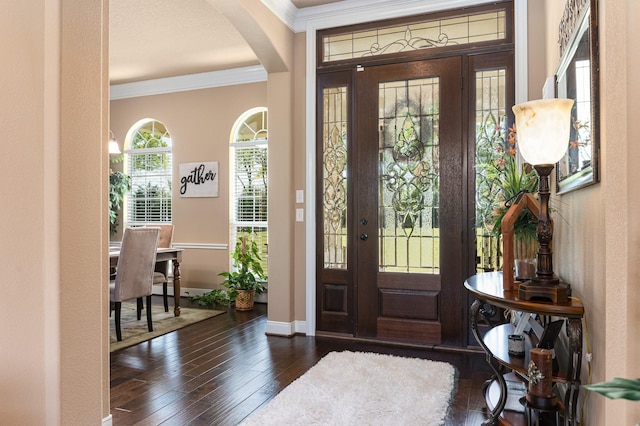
left=296, top=208, right=304, bottom=222
left=296, top=189, right=304, bottom=204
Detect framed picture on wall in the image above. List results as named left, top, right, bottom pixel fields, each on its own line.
left=555, top=0, right=599, bottom=194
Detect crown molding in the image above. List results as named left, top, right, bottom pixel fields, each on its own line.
left=109, top=65, right=267, bottom=100
left=291, top=0, right=497, bottom=32
left=261, top=0, right=297, bottom=31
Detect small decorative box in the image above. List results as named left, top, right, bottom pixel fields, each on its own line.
left=507, top=334, right=525, bottom=356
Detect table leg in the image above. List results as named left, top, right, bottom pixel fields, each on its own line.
left=173, top=259, right=181, bottom=317
left=471, top=298, right=505, bottom=426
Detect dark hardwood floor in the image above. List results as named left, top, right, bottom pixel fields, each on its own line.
left=110, top=297, right=493, bottom=425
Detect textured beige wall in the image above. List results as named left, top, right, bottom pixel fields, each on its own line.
left=0, top=0, right=108, bottom=423
left=527, top=1, right=549, bottom=99
left=0, top=3, right=49, bottom=422
left=266, top=72, right=296, bottom=323
left=110, top=82, right=268, bottom=289
left=542, top=0, right=639, bottom=424
left=293, top=31, right=308, bottom=322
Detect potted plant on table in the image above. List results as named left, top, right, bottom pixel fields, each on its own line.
left=219, top=234, right=266, bottom=311
left=476, top=121, right=539, bottom=275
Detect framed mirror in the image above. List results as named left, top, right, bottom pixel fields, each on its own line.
left=555, top=0, right=599, bottom=194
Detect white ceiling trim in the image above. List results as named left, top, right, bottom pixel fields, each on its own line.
left=261, top=0, right=298, bottom=32
left=109, top=65, right=267, bottom=100
left=289, top=0, right=498, bottom=32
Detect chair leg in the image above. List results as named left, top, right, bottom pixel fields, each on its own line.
left=115, top=301, right=122, bottom=341
left=137, top=297, right=143, bottom=320
left=163, top=281, right=169, bottom=312
left=146, top=295, right=153, bottom=332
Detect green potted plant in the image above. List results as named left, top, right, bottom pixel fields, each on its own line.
left=219, top=234, right=266, bottom=311
left=189, top=288, right=233, bottom=309
left=585, top=378, right=640, bottom=401
left=109, top=155, right=131, bottom=235
left=476, top=121, right=538, bottom=272
left=190, top=234, right=266, bottom=310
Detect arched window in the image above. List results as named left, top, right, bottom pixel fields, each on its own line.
left=230, top=108, right=268, bottom=271
left=124, top=119, right=172, bottom=226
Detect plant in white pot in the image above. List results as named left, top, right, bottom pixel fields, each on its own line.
left=219, top=234, right=266, bottom=311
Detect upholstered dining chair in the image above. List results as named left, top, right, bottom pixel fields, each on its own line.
left=147, top=224, right=174, bottom=312
left=110, top=227, right=160, bottom=342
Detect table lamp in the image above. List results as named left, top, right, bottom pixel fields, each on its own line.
left=512, top=98, right=574, bottom=303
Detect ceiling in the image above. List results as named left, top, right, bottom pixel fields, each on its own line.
left=109, top=0, right=343, bottom=85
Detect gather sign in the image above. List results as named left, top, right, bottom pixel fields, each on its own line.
left=178, top=161, right=219, bottom=197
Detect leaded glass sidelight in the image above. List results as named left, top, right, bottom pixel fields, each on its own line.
left=474, top=69, right=507, bottom=272
left=379, top=78, right=440, bottom=274
left=322, top=87, right=348, bottom=269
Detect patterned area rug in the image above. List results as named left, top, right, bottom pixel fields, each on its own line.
left=241, top=351, right=457, bottom=425
left=110, top=301, right=224, bottom=352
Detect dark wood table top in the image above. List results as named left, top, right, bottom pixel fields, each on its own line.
left=464, top=271, right=584, bottom=318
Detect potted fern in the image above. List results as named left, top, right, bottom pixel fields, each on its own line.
left=219, top=234, right=266, bottom=311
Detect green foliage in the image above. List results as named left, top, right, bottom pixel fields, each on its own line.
left=475, top=116, right=538, bottom=243
left=219, top=234, right=267, bottom=300
left=190, top=289, right=232, bottom=308
left=130, top=130, right=170, bottom=171
left=585, top=378, right=640, bottom=401
left=192, top=234, right=267, bottom=308
left=489, top=155, right=539, bottom=243
left=235, top=147, right=267, bottom=222
left=109, top=155, right=131, bottom=235
left=131, top=182, right=172, bottom=222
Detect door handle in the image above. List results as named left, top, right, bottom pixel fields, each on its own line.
left=360, top=233, right=368, bottom=241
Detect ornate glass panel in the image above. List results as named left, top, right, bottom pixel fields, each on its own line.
left=323, top=10, right=506, bottom=63
left=474, top=69, right=507, bottom=272
left=379, top=78, right=439, bottom=274
left=322, top=87, right=348, bottom=269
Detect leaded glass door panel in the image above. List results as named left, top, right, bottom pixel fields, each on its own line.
left=355, top=59, right=463, bottom=345
left=317, top=59, right=464, bottom=346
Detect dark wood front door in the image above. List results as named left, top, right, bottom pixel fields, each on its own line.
left=317, top=57, right=465, bottom=346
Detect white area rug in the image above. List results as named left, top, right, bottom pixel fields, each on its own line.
left=241, top=351, right=457, bottom=426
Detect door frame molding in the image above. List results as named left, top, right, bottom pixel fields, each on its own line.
left=303, top=0, right=529, bottom=337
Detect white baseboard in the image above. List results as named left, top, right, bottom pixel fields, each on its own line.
left=102, top=414, right=112, bottom=426
left=157, top=287, right=306, bottom=334
left=265, top=320, right=294, bottom=336
left=294, top=320, right=307, bottom=334
left=266, top=320, right=307, bottom=336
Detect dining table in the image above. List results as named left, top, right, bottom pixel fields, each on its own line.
left=110, top=246, right=184, bottom=317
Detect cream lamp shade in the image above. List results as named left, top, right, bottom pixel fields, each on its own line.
left=109, top=130, right=121, bottom=154
left=512, top=98, right=574, bottom=165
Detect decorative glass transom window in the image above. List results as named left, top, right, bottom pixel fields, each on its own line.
left=321, top=9, right=507, bottom=64
left=125, top=119, right=172, bottom=226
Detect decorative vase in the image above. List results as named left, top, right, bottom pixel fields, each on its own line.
left=515, top=258, right=536, bottom=280
left=514, top=237, right=538, bottom=280
left=235, top=289, right=255, bottom=311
